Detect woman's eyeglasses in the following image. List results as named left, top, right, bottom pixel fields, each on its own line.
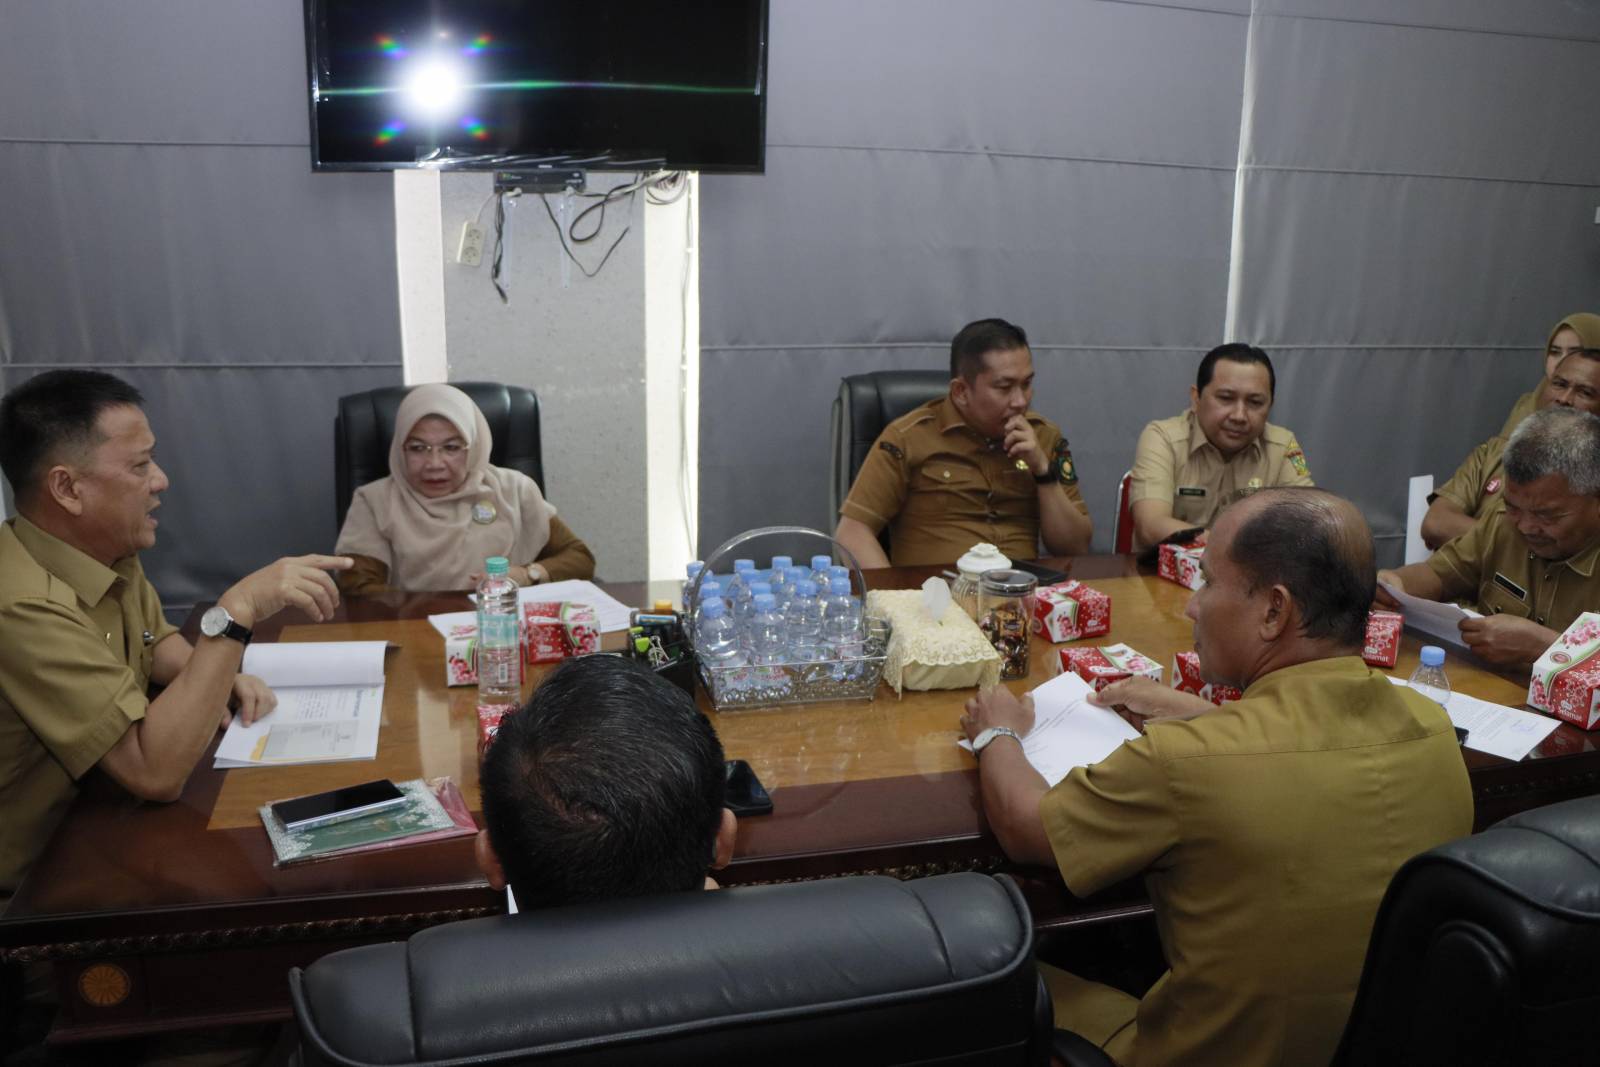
left=403, top=441, right=467, bottom=458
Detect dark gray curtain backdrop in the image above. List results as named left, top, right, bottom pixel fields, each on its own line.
left=700, top=0, right=1600, bottom=566
left=0, top=2, right=402, bottom=616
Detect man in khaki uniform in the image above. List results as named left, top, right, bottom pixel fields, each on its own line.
left=1381, top=406, right=1600, bottom=670
left=1496, top=313, right=1600, bottom=438
left=1128, top=343, right=1312, bottom=550
left=835, top=318, right=1092, bottom=567
left=1422, top=349, right=1600, bottom=550
left=962, top=487, right=1471, bottom=1067
left=0, top=370, right=352, bottom=895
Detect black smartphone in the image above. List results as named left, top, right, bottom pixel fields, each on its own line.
left=724, top=759, right=773, bottom=817
left=1008, top=559, right=1070, bottom=586
left=270, top=779, right=408, bottom=831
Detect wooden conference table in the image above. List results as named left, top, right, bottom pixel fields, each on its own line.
left=3, top=556, right=1598, bottom=1043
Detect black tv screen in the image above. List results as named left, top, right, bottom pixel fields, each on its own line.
left=304, top=0, right=768, bottom=172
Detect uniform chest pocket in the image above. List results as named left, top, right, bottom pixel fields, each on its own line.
left=914, top=459, right=989, bottom=497
left=1173, top=487, right=1211, bottom=525
left=1479, top=578, right=1532, bottom=620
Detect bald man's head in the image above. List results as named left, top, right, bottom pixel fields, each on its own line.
left=1221, top=488, right=1374, bottom=649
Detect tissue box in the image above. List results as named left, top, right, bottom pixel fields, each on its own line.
left=1528, top=612, right=1600, bottom=729
left=522, top=601, right=600, bottom=664
left=1158, top=542, right=1205, bottom=590
left=477, top=702, right=512, bottom=755
left=1032, top=580, right=1111, bottom=643
left=445, top=624, right=478, bottom=687
left=1170, top=651, right=1242, bottom=705
left=1058, top=643, right=1163, bottom=692
left=1362, top=610, right=1403, bottom=669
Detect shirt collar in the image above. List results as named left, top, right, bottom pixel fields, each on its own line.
left=1553, top=532, right=1600, bottom=578
left=10, top=515, right=130, bottom=607
left=1184, top=409, right=1263, bottom=463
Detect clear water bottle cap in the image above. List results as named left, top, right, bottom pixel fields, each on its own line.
left=828, top=565, right=850, bottom=581
left=771, top=555, right=792, bottom=570
left=699, top=580, right=722, bottom=600
left=1419, top=646, right=1445, bottom=667
left=734, top=559, right=756, bottom=573
left=811, top=555, right=832, bottom=571
left=787, top=566, right=810, bottom=582
left=749, top=582, right=772, bottom=597
left=686, top=560, right=704, bottom=577
left=485, top=556, right=509, bottom=575
left=794, top=579, right=818, bottom=598
left=753, top=593, right=776, bottom=611
left=700, top=598, right=727, bottom=618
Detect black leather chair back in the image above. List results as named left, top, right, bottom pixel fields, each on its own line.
left=334, top=382, right=543, bottom=529
left=291, top=873, right=1050, bottom=1067
left=829, top=370, right=950, bottom=523
left=1330, top=796, right=1600, bottom=1066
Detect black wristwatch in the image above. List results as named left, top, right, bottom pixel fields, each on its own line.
left=1033, top=469, right=1057, bottom=485
left=200, top=605, right=253, bottom=647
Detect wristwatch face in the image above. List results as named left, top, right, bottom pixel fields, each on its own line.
left=200, top=605, right=231, bottom=638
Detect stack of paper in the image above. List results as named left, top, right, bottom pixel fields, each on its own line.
left=1387, top=677, right=1560, bottom=762
left=1378, top=581, right=1482, bottom=654
left=959, top=671, right=1140, bottom=786
left=429, top=578, right=636, bottom=638
left=214, top=641, right=388, bottom=769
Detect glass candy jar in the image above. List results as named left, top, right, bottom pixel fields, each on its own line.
left=978, top=569, right=1037, bottom=681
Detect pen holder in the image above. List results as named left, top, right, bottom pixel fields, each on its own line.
left=686, top=525, right=891, bottom=711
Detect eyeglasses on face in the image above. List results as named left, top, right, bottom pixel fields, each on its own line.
left=403, top=440, right=467, bottom=458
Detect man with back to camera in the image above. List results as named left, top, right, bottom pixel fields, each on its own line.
left=0, top=370, right=353, bottom=896
left=962, top=487, right=1472, bottom=1067
left=1422, top=347, right=1600, bottom=550
left=475, top=654, right=737, bottom=908
left=1128, top=342, right=1312, bottom=550
left=834, top=318, right=1093, bottom=568
left=1379, top=406, right=1600, bottom=670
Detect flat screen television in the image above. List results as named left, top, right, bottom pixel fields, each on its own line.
left=304, top=0, right=768, bottom=173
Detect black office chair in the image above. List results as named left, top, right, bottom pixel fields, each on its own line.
left=333, top=382, right=544, bottom=529
left=828, top=370, right=950, bottom=528
left=290, top=873, right=1052, bottom=1066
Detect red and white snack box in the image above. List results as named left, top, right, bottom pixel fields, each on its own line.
left=1032, top=580, right=1112, bottom=642
left=445, top=624, right=478, bottom=687
left=1170, top=650, right=1242, bottom=705
left=1158, top=542, right=1204, bottom=590
left=1528, top=612, right=1600, bottom=730
left=1058, top=643, right=1163, bottom=692
left=1362, top=610, right=1403, bottom=669
left=521, top=601, right=600, bottom=665
left=477, top=702, right=511, bottom=755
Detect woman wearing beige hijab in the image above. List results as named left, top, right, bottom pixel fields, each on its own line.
left=1499, top=313, right=1600, bottom=436
left=335, top=384, right=595, bottom=594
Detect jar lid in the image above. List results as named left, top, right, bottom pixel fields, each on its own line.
left=979, top=569, right=1037, bottom=596
left=956, top=543, right=1011, bottom=577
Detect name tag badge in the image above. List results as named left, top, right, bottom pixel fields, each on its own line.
left=1491, top=572, right=1528, bottom=602
left=1177, top=486, right=1207, bottom=498
left=471, top=500, right=498, bottom=525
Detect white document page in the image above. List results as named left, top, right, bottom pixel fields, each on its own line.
left=1379, top=581, right=1482, bottom=652
left=434, top=579, right=636, bottom=636
left=1388, top=677, right=1559, bottom=762
left=1405, top=474, right=1433, bottom=565
left=959, top=671, right=1140, bottom=786
left=213, top=641, right=388, bottom=768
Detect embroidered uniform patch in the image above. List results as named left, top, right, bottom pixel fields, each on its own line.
left=1052, top=439, right=1079, bottom=485
left=1485, top=477, right=1501, bottom=495
left=878, top=441, right=905, bottom=461
left=1286, top=447, right=1309, bottom=477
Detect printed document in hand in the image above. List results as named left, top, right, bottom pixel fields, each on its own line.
left=214, top=641, right=388, bottom=768
left=1379, top=581, right=1481, bottom=652
left=433, top=579, right=635, bottom=637
left=959, top=671, right=1140, bottom=786
left=1388, top=676, right=1559, bottom=762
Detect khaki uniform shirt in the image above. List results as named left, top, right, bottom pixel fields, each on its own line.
left=0, top=517, right=177, bottom=893
left=1039, top=656, right=1472, bottom=1067
left=1428, top=510, right=1600, bottom=630
left=1499, top=387, right=1540, bottom=439
left=1128, top=411, right=1312, bottom=544
left=838, top=396, right=1087, bottom=566
left=1432, top=435, right=1508, bottom=523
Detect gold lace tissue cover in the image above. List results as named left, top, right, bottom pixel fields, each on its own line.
left=865, top=589, right=1001, bottom=695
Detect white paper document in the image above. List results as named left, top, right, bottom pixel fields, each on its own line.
left=1389, top=677, right=1560, bottom=762
left=1404, top=474, right=1433, bottom=565
left=214, top=641, right=388, bottom=768
left=433, top=579, right=636, bottom=637
left=1379, top=581, right=1481, bottom=651
left=959, top=671, right=1140, bottom=786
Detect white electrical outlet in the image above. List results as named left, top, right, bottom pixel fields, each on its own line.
left=1594, top=205, right=1600, bottom=225
left=457, top=221, right=486, bottom=266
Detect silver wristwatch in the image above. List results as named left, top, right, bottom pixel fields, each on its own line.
left=200, top=605, right=253, bottom=647
left=971, top=726, right=1023, bottom=754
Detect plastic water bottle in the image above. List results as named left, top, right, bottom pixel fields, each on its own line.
left=746, top=593, right=791, bottom=698
left=726, top=559, right=756, bottom=603
left=682, top=561, right=705, bottom=611
left=826, top=565, right=853, bottom=599
left=738, top=581, right=772, bottom=643
left=809, top=555, right=834, bottom=595
left=775, top=566, right=809, bottom=610
left=695, top=598, right=747, bottom=696
left=1408, top=646, right=1451, bottom=707
left=696, top=579, right=723, bottom=612
left=476, top=556, right=522, bottom=706
left=785, top=579, right=825, bottom=663
left=768, top=556, right=793, bottom=602
left=821, top=582, right=865, bottom=681
left=729, top=571, right=758, bottom=630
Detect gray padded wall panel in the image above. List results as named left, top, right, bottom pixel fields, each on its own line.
left=0, top=1, right=402, bottom=615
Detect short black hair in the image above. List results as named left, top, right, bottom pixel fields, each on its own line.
left=479, top=655, right=727, bottom=909
left=0, top=370, right=145, bottom=502
left=1225, top=487, right=1373, bottom=648
left=950, top=318, right=1029, bottom=382
left=1196, top=342, right=1275, bottom=399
